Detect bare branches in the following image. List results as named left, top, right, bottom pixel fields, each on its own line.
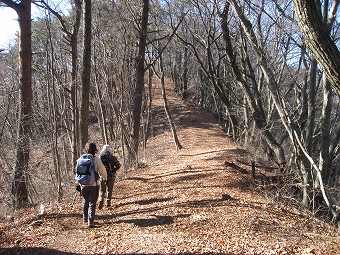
left=0, top=0, right=19, bottom=11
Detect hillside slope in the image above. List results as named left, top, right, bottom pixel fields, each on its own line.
left=0, top=80, right=339, bottom=255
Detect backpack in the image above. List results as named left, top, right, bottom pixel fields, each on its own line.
left=100, top=151, right=121, bottom=180
left=74, top=154, right=99, bottom=185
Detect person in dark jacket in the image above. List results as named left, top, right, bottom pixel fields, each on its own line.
left=98, top=144, right=121, bottom=209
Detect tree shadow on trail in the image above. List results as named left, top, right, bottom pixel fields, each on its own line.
left=0, top=247, right=80, bottom=255
left=0, top=247, right=242, bottom=255
left=115, top=215, right=174, bottom=227
left=41, top=213, right=82, bottom=219
left=97, top=196, right=239, bottom=224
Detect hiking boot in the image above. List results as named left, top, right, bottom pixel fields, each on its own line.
left=88, top=223, right=95, bottom=228
left=107, top=201, right=111, bottom=208
left=98, top=200, right=104, bottom=210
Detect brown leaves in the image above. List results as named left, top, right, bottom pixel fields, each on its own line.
left=1, top=82, right=339, bottom=255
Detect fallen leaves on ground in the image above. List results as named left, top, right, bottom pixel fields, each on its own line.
left=1, top=81, right=339, bottom=255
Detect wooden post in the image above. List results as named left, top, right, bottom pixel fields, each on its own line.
left=251, top=161, right=256, bottom=179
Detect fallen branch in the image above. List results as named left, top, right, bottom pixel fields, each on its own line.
left=224, top=161, right=248, bottom=174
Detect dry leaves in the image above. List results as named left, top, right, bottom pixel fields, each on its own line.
left=0, top=81, right=339, bottom=255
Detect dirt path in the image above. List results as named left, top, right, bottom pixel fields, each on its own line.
left=0, top=81, right=339, bottom=255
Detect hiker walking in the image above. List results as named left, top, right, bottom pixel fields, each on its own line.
left=98, top=144, right=121, bottom=209
left=75, top=142, right=107, bottom=228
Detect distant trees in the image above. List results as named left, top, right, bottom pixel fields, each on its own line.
left=0, top=0, right=338, bottom=219
left=164, top=0, right=338, bottom=217
left=222, top=0, right=338, bottom=217
left=38, top=0, right=83, bottom=164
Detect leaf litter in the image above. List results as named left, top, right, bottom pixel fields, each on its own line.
left=0, top=80, right=339, bottom=255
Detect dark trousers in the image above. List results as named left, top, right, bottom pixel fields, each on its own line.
left=81, top=185, right=99, bottom=225
left=99, top=177, right=116, bottom=205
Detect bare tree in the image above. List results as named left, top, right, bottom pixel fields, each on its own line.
left=0, top=0, right=32, bottom=209
left=79, top=0, right=92, bottom=148
left=131, top=0, right=150, bottom=160
left=153, top=49, right=182, bottom=151
left=219, top=2, right=286, bottom=165
left=38, top=0, right=83, bottom=164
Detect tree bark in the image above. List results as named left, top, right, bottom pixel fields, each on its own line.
left=181, top=46, right=189, bottom=99
left=318, top=75, right=333, bottom=184
left=71, top=0, right=82, bottom=162
left=80, top=0, right=92, bottom=148
left=1, top=0, right=33, bottom=209
left=292, top=0, right=340, bottom=94
left=132, top=0, right=149, bottom=158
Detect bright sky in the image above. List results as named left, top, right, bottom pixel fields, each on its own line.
left=0, top=1, right=70, bottom=50
left=0, top=7, right=19, bottom=49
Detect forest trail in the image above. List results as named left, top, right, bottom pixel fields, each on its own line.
left=0, top=80, right=339, bottom=255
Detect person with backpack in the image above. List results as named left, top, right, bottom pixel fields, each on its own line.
left=74, top=142, right=107, bottom=228
left=98, top=144, right=121, bottom=209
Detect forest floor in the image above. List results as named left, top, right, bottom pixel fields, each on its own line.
left=0, top=80, right=339, bottom=255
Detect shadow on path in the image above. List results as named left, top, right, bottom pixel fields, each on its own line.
left=0, top=247, right=241, bottom=255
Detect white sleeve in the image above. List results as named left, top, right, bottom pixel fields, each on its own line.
left=95, top=157, right=107, bottom=180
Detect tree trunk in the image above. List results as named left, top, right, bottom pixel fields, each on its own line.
left=46, top=20, right=62, bottom=201
left=144, top=69, right=153, bottom=146
left=9, top=0, right=32, bottom=209
left=71, top=0, right=82, bottom=162
left=292, top=0, right=340, bottom=94
left=181, top=46, right=189, bottom=99
left=39, top=0, right=82, bottom=163
left=318, top=74, right=333, bottom=185
left=305, top=58, right=317, bottom=154
left=94, top=68, right=108, bottom=145
left=80, top=0, right=92, bottom=148
left=132, top=0, right=149, bottom=159
left=156, top=52, right=182, bottom=151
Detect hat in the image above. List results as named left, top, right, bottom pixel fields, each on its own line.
left=101, top=144, right=113, bottom=154
left=88, top=143, right=98, bottom=154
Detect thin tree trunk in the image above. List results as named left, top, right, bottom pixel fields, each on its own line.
left=155, top=53, right=182, bottom=151
left=132, top=0, right=149, bottom=159
left=144, top=69, right=153, bottom=143
left=80, top=0, right=92, bottom=148
left=318, top=75, right=333, bottom=185
left=71, top=0, right=82, bottom=162
left=94, top=69, right=108, bottom=145
left=305, top=58, right=317, bottom=154
left=46, top=19, right=62, bottom=201
left=181, top=46, right=189, bottom=99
